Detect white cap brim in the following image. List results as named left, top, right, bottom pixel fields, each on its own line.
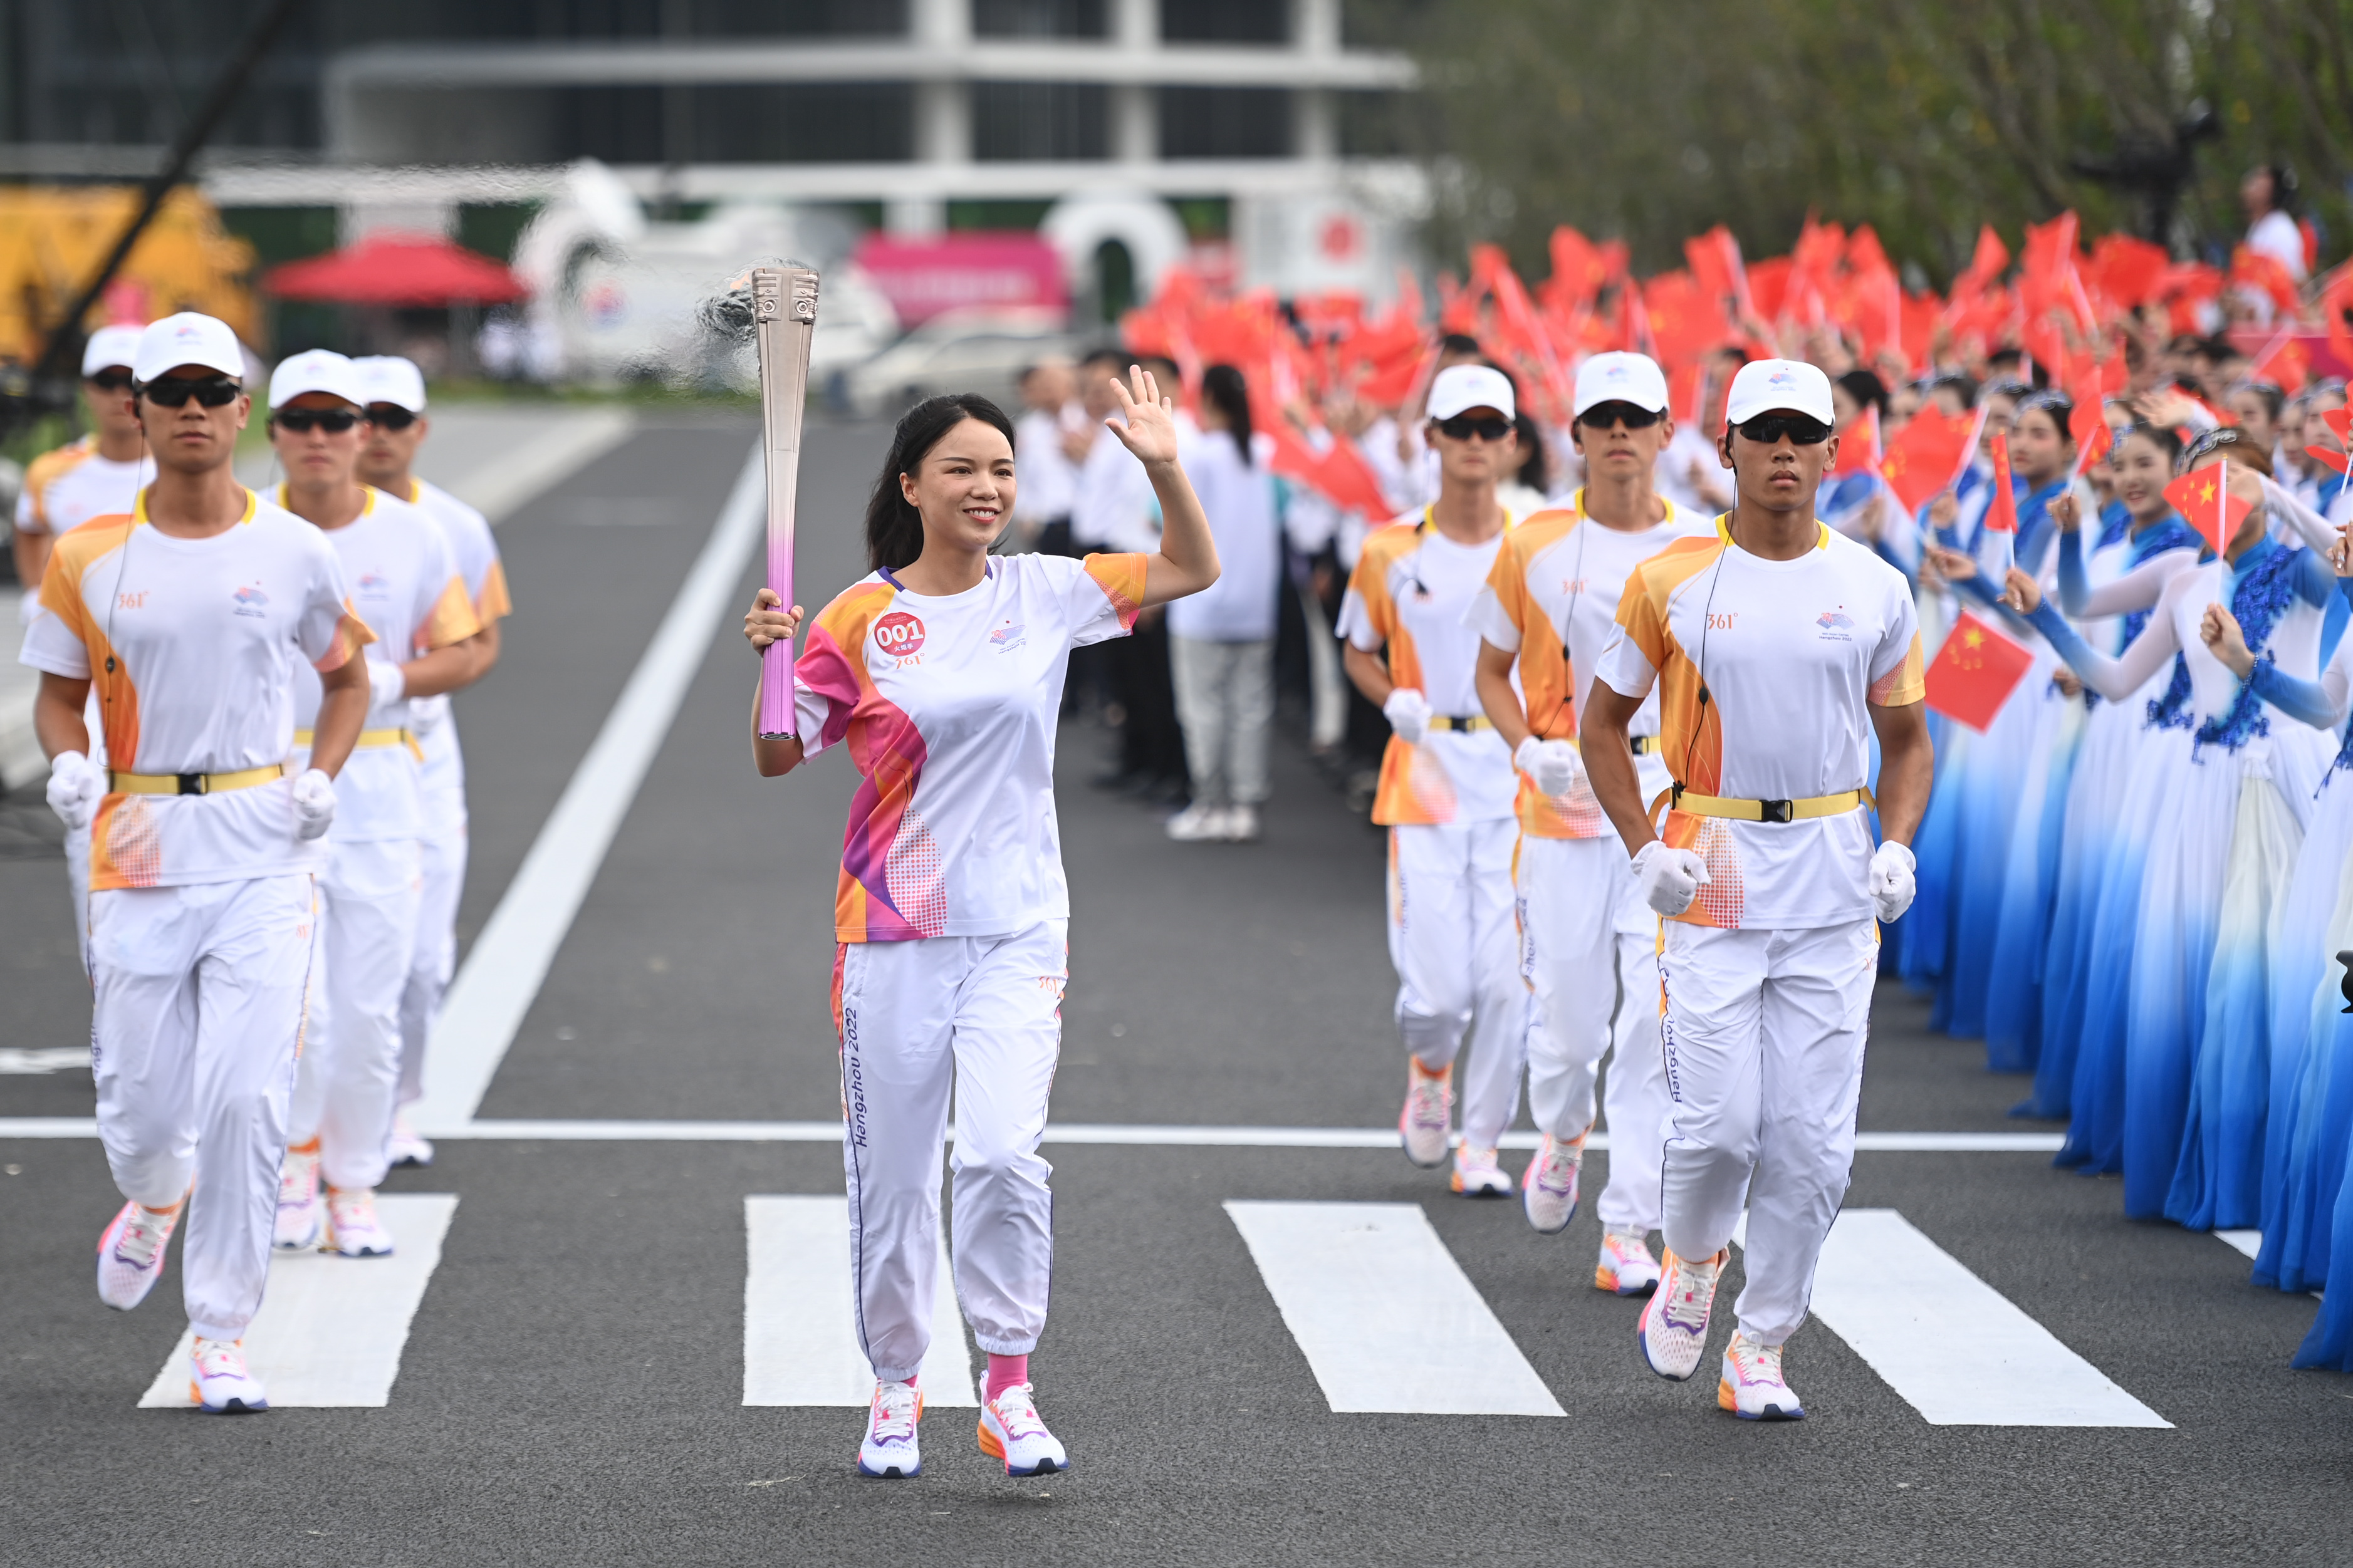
left=1427, top=363, right=1517, bottom=423
left=1724, top=358, right=1835, bottom=428
left=132, top=313, right=246, bottom=385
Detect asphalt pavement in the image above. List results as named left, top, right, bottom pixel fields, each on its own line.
left=4, top=412, right=2350, bottom=1566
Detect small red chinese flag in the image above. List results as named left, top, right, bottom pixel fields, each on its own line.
left=1880, top=403, right=1982, bottom=513
left=1312, top=434, right=1397, bottom=521
left=2163, top=459, right=2254, bottom=556
left=1829, top=406, right=1881, bottom=478
left=1983, top=434, right=2018, bottom=534
left=2307, top=407, right=2351, bottom=477
left=2067, top=362, right=2113, bottom=476
left=1925, top=611, right=2035, bottom=732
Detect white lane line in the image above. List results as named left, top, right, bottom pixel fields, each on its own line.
left=1226, top=1200, right=1564, bottom=1416
left=1758, top=1208, right=2170, bottom=1428
left=138, top=1195, right=458, bottom=1409
left=451, top=409, right=639, bottom=524
left=743, top=1197, right=975, bottom=1407
left=0, top=1116, right=2071, bottom=1151
left=411, top=447, right=764, bottom=1133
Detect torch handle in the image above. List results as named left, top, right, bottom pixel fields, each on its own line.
left=753, top=266, right=819, bottom=739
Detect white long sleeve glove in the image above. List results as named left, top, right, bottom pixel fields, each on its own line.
left=367, top=658, right=407, bottom=712
left=1530, top=738, right=1582, bottom=797
left=1632, top=839, right=1711, bottom=916
left=291, top=767, right=337, bottom=842
left=46, top=750, right=104, bottom=831
left=1869, top=839, right=1918, bottom=922
left=1383, top=688, right=1431, bottom=745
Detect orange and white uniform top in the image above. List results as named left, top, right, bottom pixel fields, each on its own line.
left=400, top=475, right=510, bottom=733
left=1336, top=509, right=1520, bottom=826
left=1594, top=519, right=1925, bottom=930
left=13, top=435, right=154, bottom=541
left=17, top=488, right=372, bottom=891
left=286, top=485, right=481, bottom=843
left=792, top=550, right=1149, bottom=942
left=1467, top=490, right=1714, bottom=839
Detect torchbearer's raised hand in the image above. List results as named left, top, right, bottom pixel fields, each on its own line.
left=744, top=588, right=805, bottom=653
left=1104, top=365, right=1181, bottom=467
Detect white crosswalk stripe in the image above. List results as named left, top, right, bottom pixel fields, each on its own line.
left=742, top=1196, right=976, bottom=1407
left=1736, top=1208, right=2171, bottom=1427
left=1225, top=1200, right=1565, bottom=1416
left=138, top=1195, right=458, bottom=1409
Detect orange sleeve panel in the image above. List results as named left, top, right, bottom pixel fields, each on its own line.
left=474, top=558, right=513, bottom=623
left=419, top=574, right=484, bottom=652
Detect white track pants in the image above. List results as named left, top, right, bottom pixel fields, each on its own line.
left=1516, top=834, right=1671, bottom=1232
left=399, top=723, right=467, bottom=1107
left=1389, top=821, right=1526, bottom=1150
left=291, top=839, right=422, bottom=1192
left=837, top=920, right=1066, bottom=1384
left=88, top=873, right=317, bottom=1339
left=1657, top=918, right=1877, bottom=1346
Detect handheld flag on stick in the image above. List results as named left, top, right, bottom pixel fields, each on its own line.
left=2307, top=407, right=2352, bottom=477
left=1828, top=406, right=1881, bottom=479
left=1976, top=432, right=2018, bottom=581
left=1925, top=611, right=2035, bottom=732
left=2163, top=459, right=2253, bottom=559
left=1881, top=403, right=1985, bottom=514
left=753, top=264, right=820, bottom=739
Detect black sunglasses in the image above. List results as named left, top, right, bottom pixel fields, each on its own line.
left=1734, top=413, right=1834, bottom=446
left=366, top=403, right=419, bottom=431
left=85, top=368, right=135, bottom=392
left=1434, top=413, right=1514, bottom=442
left=273, top=407, right=363, bottom=434
left=138, top=375, right=242, bottom=408
left=1577, top=401, right=1664, bottom=432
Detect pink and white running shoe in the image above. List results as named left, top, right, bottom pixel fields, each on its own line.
left=978, top=1383, right=1068, bottom=1477
left=323, top=1186, right=395, bottom=1258
left=857, top=1379, right=922, bottom=1477
left=1637, top=1247, right=1725, bottom=1381
left=1595, top=1228, right=1662, bottom=1295
left=190, top=1336, right=269, bottom=1413
left=1521, top=1131, right=1585, bottom=1231
left=1399, top=1059, right=1453, bottom=1168
left=274, top=1143, right=321, bottom=1250
left=1719, top=1332, right=1805, bottom=1420
left=95, top=1200, right=180, bottom=1311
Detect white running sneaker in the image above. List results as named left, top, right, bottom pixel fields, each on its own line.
left=857, top=1379, right=923, bottom=1478
left=95, top=1200, right=180, bottom=1311
left=1595, top=1229, right=1662, bottom=1295
left=1451, top=1143, right=1513, bottom=1197
left=323, top=1186, right=396, bottom=1257
left=387, top=1114, right=435, bottom=1169
left=1399, top=1059, right=1453, bottom=1168
left=1637, top=1247, right=1726, bottom=1381
left=1521, top=1131, right=1585, bottom=1231
left=1164, top=802, right=1231, bottom=842
left=978, top=1383, right=1069, bottom=1477
left=1224, top=804, right=1261, bottom=841
left=1718, top=1332, right=1805, bottom=1421
left=190, top=1336, right=269, bottom=1413
left=274, top=1143, right=321, bottom=1250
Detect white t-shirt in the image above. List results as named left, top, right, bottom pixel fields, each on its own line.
left=1167, top=430, right=1280, bottom=643
left=1337, top=511, right=1518, bottom=825
left=1069, top=426, right=1156, bottom=553
left=401, top=475, right=510, bottom=737
left=1596, top=520, right=1926, bottom=930
left=1467, top=491, right=1716, bottom=838
left=2248, top=210, right=2309, bottom=283
left=793, top=550, right=1149, bottom=942
left=1013, top=405, right=1080, bottom=523
left=288, top=487, right=482, bottom=842
left=1654, top=423, right=1728, bottom=517
left=18, top=488, right=367, bottom=891
left=13, top=437, right=154, bottom=537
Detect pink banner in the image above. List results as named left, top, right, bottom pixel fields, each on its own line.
left=853, top=232, right=1067, bottom=327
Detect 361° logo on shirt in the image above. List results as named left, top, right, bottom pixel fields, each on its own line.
left=874, top=610, right=927, bottom=662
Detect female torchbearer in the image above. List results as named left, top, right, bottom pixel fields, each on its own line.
left=741, top=368, right=1216, bottom=1480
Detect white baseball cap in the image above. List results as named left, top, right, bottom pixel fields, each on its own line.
left=132, top=312, right=246, bottom=385
left=1724, top=358, right=1835, bottom=429
left=81, top=325, right=147, bottom=378
left=1426, top=363, right=1516, bottom=423
left=353, top=355, right=428, bottom=413
left=267, top=348, right=368, bottom=411
left=1573, top=351, right=1670, bottom=418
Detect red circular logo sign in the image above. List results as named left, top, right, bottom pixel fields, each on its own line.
left=874, top=610, right=927, bottom=657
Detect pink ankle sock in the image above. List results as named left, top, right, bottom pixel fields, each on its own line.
left=985, top=1353, right=1028, bottom=1401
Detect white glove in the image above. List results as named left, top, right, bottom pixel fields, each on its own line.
left=1632, top=839, right=1711, bottom=917
left=291, top=767, right=337, bottom=842
left=1383, top=688, right=1431, bottom=745
left=367, top=658, right=407, bottom=711
left=45, top=750, right=104, bottom=832
left=1869, top=839, right=1918, bottom=923
left=1520, top=737, right=1583, bottom=797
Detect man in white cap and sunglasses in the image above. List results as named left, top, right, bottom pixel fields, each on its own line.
left=19, top=312, right=373, bottom=1412
left=1469, top=351, right=1713, bottom=1287
left=1579, top=358, right=1932, bottom=1421
left=1338, top=361, right=1530, bottom=1197
left=352, top=356, right=510, bottom=1168
left=264, top=349, right=482, bottom=1260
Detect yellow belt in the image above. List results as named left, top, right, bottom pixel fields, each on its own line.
left=293, top=726, right=422, bottom=761
left=1663, top=784, right=1874, bottom=824
left=1431, top=714, right=1493, bottom=733
left=1629, top=735, right=1659, bottom=755
left=109, top=763, right=284, bottom=797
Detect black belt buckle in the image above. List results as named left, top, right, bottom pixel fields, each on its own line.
left=175, top=772, right=205, bottom=796
left=1629, top=735, right=1656, bottom=755
left=1439, top=715, right=1476, bottom=732
left=1758, top=797, right=1794, bottom=824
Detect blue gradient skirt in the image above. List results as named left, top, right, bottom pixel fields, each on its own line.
left=2257, top=769, right=2353, bottom=1290
left=1936, top=667, right=2048, bottom=1039
left=1986, top=678, right=2080, bottom=1072
left=2033, top=692, right=2151, bottom=1119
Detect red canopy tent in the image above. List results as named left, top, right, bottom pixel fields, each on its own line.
left=263, top=232, right=526, bottom=306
